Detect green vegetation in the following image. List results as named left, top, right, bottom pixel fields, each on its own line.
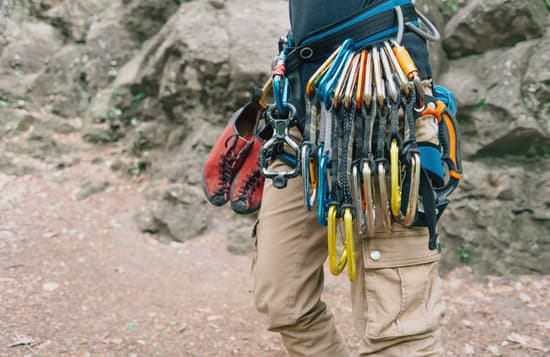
left=472, top=98, right=487, bottom=111
left=458, top=245, right=470, bottom=263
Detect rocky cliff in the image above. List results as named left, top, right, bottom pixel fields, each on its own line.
left=0, top=0, right=548, bottom=275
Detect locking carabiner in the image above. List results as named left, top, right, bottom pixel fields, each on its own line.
left=272, top=50, right=288, bottom=115
left=384, top=41, right=411, bottom=96
left=392, top=43, right=425, bottom=108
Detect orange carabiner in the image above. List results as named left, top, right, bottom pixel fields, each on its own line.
left=355, top=49, right=368, bottom=110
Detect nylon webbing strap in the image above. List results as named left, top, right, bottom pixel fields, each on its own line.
left=286, top=4, right=417, bottom=73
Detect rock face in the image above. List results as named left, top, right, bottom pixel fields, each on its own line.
left=443, top=0, right=547, bottom=58
left=0, top=0, right=548, bottom=274
left=96, top=0, right=288, bottom=242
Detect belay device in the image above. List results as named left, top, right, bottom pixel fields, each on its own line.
left=257, top=0, right=463, bottom=281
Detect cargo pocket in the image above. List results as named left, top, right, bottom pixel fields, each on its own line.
left=362, top=236, right=444, bottom=340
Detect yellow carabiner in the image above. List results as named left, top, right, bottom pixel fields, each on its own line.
left=306, top=46, right=340, bottom=98
left=343, top=208, right=356, bottom=281
left=258, top=77, right=273, bottom=110
left=390, top=139, right=402, bottom=217
left=327, top=205, right=345, bottom=275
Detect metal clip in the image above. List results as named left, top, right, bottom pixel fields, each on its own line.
left=343, top=207, right=356, bottom=281
left=328, top=205, right=347, bottom=275
left=317, top=147, right=330, bottom=226
left=380, top=47, right=399, bottom=104
left=259, top=103, right=301, bottom=189
left=361, top=159, right=376, bottom=237
left=376, top=160, right=392, bottom=235
left=389, top=139, right=402, bottom=217
left=372, top=47, right=386, bottom=107
left=384, top=41, right=410, bottom=96
left=333, top=52, right=357, bottom=108
left=406, top=9, right=441, bottom=42
left=363, top=50, right=373, bottom=108
left=306, top=46, right=340, bottom=98
left=301, top=142, right=317, bottom=210
left=343, top=53, right=361, bottom=109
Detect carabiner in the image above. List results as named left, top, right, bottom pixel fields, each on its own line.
left=361, top=159, right=376, bottom=237
left=257, top=77, right=273, bottom=110
left=376, top=160, right=392, bottom=235
left=306, top=46, right=340, bottom=98
left=332, top=51, right=357, bottom=108
left=363, top=50, right=373, bottom=108
left=384, top=41, right=410, bottom=96
left=318, top=40, right=354, bottom=109
left=317, top=151, right=330, bottom=226
left=355, top=49, right=368, bottom=110
left=343, top=53, right=361, bottom=109
left=392, top=43, right=425, bottom=107
left=379, top=47, right=399, bottom=104
left=399, top=151, right=421, bottom=226
left=343, top=207, right=356, bottom=281
left=328, top=205, right=347, bottom=275
left=272, top=50, right=288, bottom=115
left=372, top=47, right=386, bottom=107
left=389, top=139, right=402, bottom=218
left=405, top=9, right=441, bottom=42
left=351, top=163, right=365, bottom=235
left=301, top=142, right=317, bottom=210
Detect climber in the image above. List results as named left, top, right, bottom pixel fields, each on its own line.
left=253, top=1, right=450, bottom=356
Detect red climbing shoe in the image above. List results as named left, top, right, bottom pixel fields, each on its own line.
left=230, top=124, right=273, bottom=214
left=202, top=102, right=260, bottom=206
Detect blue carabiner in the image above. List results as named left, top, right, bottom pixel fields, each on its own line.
left=317, top=39, right=354, bottom=108
left=272, top=50, right=288, bottom=115
left=317, top=152, right=330, bottom=227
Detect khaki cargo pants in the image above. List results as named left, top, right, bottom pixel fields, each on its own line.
left=252, top=167, right=445, bottom=356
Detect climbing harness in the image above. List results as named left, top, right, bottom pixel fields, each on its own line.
left=254, top=0, right=461, bottom=280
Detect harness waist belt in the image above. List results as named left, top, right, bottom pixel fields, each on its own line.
left=286, top=1, right=418, bottom=73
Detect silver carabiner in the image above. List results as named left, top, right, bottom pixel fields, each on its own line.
left=379, top=48, right=399, bottom=104
left=372, top=47, right=385, bottom=107
left=406, top=8, right=441, bottom=42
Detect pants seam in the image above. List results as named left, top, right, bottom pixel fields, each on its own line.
left=287, top=207, right=312, bottom=321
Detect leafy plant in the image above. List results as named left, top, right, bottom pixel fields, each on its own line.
left=458, top=245, right=470, bottom=263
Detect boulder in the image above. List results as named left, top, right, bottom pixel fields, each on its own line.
left=31, top=3, right=140, bottom=117
left=522, top=37, right=550, bottom=138
left=44, top=0, right=112, bottom=42
left=443, top=0, right=547, bottom=58
left=439, top=159, right=550, bottom=276
left=439, top=40, right=549, bottom=158
left=120, top=0, right=180, bottom=41
left=150, top=183, right=209, bottom=242
left=0, top=21, right=62, bottom=74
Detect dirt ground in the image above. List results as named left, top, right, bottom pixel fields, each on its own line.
left=1, top=147, right=549, bottom=357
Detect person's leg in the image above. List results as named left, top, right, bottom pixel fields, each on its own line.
left=253, top=158, right=351, bottom=357
left=351, top=228, right=445, bottom=356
